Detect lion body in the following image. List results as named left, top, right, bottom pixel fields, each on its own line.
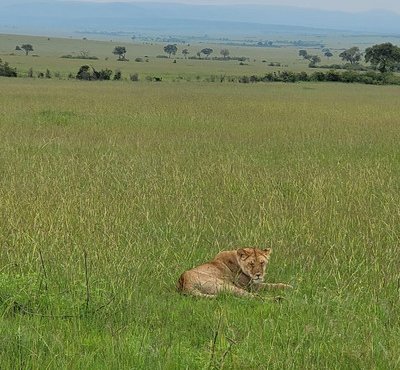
left=177, top=248, right=290, bottom=298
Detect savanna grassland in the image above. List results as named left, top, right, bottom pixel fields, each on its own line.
left=2, top=33, right=398, bottom=80
left=0, top=77, right=399, bottom=369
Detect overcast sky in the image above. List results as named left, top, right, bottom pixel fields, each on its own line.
left=76, top=0, right=400, bottom=13
left=2, top=0, right=400, bottom=14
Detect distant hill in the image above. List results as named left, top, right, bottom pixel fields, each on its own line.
left=1, top=1, right=400, bottom=37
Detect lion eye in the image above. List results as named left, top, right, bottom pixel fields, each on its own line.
left=250, top=262, right=255, bottom=267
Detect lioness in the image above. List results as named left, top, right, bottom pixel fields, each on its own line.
left=177, top=248, right=292, bottom=298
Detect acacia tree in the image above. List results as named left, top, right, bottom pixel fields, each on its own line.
left=21, top=44, right=34, bottom=56
left=324, top=51, right=333, bottom=59
left=182, top=49, right=189, bottom=59
left=113, top=46, right=127, bottom=60
left=308, top=55, right=321, bottom=67
left=201, top=48, right=213, bottom=59
left=365, top=43, right=400, bottom=73
left=339, top=47, right=362, bottom=64
left=299, top=49, right=308, bottom=59
left=220, top=48, right=230, bottom=59
left=164, top=44, right=178, bottom=58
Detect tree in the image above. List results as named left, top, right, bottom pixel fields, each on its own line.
left=220, top=48, right=230, bottom=59
left=182, top=48, right=189, bottom=59
left=113, top=46, right=127, bottom=60
left=299, top=49, right=308, bottom=59
left=365, top=43, right=400, bottom=73
left=163, top=44, right=178, bottom=58
left=308, top=55, right=321, bottom=67
left=324, top=51, right=333, bottom=59
left=76, top=65, right=92, bottom=80
left=15, top=45, right=22, bottom=51
left=21, top=44, right=34, bottom=56
left=339, top=47, right=362, bottom=64
left=201, top=48, right=213, bottom=59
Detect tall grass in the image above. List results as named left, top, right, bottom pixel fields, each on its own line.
left=0, top=79, right=399, bottom=369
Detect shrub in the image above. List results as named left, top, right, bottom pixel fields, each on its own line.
left=113, top=70, right=122, bottom=80
left=325, top=70, right=341, bottom=82
left=76, top=65, right=92, bottom=80
left=310, top=71, right=326, bottom=81
left=135, top=57, right=144, bottom=62
left=76, top=65, right=113, bottom=81
left=0, top=58, right=17, bottom=77
left=130, top=73, right=139, bottom=82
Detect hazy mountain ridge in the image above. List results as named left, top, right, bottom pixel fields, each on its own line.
left=1, top=1, right=400, bottom=36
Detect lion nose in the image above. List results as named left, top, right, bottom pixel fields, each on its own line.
left=255, top=273, right=261, bottom=278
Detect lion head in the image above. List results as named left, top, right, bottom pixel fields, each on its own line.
left=236, top=248, right=272, bottom=283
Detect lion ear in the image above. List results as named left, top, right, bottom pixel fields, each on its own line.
left=262, top=248, right=272, bottom=256
left=237, top=248, right=249, bottom=260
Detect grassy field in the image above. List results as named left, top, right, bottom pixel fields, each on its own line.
left=0, top=77, right=400, bottom=369
left=2, top=33, right=399, bottom=80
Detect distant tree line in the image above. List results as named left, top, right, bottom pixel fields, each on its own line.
left=299, top=43, right=400, bottom=72
left=236, top=70, right=400, bottom=85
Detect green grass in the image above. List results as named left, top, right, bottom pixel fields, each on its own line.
left=0, top=78, right=400, bottom=369
left=2, top=33, right=396, bottom=80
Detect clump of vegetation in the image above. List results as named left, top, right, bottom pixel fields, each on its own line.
left=61, top=50, right=99, bottom=60
left=339, top=47, right=362, bottom=65
left=130, top=73, right=139, bottom=81
left=298, top=50, right=321, bottom=67
left=18, top=43, right=34, bottom=56
left=365, top=42, right=400, bottom=72
left=0, top=58, right=17, bottom=77
left=163, top=44, right=178, bottom=58
left=113, top=69, right=122, bottom=80
left=76, top=65, right=113, bottom=81
left=235, top=70, right=400, bottom=85
left=113, top=46, right=128, bottom=61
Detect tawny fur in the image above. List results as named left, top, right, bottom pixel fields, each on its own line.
left=177, top=248, right=292, bottom=298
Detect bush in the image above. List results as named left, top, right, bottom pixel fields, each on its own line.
left=130, top=73, right=139, bottom=82
left=61, top=55, right=99, bottom=60
left=310, top=71, right=326, bottom=81
left=113, top=70, right=122, bottom=80
left=239, top=75, right=250, bottom=83
left=325, top=70, right=341, bottom=82
left=76, top=65, right=92, bottom=80
left=45, top=69, right=52, bottom=79
left=0, top=58, right=17, bottom=77
left=76, top=65, right=112, bottom=81
left=135, top=57, right=144, bottom=62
